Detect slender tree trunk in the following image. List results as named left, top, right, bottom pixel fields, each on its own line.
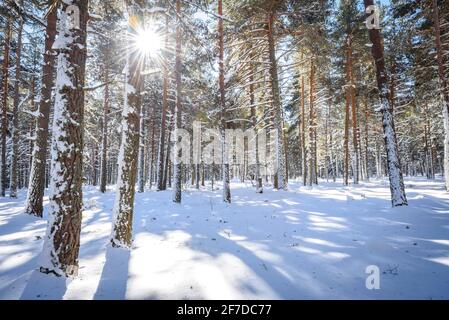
left=218, top=0, right=231, bottom=202
left=100, top=70, right=109, bottom=193
left=364, top=0, right=407, bottom=206
left=1, top=17, right=12, bottom=197
left=137, top=102, right=146, bottom=193
left=25, top=5, right=57, bottom=215
left=28, top=77, right=36, bottom=186
left=173, top=0, right=183, bottom=203
left=92, top=145, right=98, bottom=186
left=163, top=112, right=173, bottom=189
left=300, top=55, right=307, bottom=186
left=267, top=11, right=286, bottom=190
left=432, top=0, right=449, bottom=190
left=363, top=98, right=370, bottom=181
left=348, top=35, right=360, bottom=184
left=10, top=11, right=23, bottom=198
left=343, top=37, right=351, bottom=186
left=249, top=49, right=262, bottom=193
left=308, top=58, right=316, bottom=186
left=325, top=104, right=330, bottom=182
left=156, top=15, right=169, bottom=191
left=111, top=0, right=145, bottom=247
left=40, top=0, right=89, bottom=277
left=201, top=161, right=205, bottom=186
left=149, top=113, right=155, bottom=189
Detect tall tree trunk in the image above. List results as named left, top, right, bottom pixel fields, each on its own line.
left=40, top=0, right=89, bottom=277
left=267, top=11, right=286, bottom=190
left=111, top=0, right=145, bottom=248
left=100, top=70, right=109, bottom=193
left=432, top=0, right=449, bottom=190
left=1, top=17, right=12, bottom=197
left=218, top=0, right=231, bottom=202
left=173, top=0, right=183, bottom=203
left=249, top=48, right=262, bottom=193
left=343, top=36, right=351, bottom=186
left=10, top=10, right=23, bottom=198
left=137, top=101, right=146, bottom=193
left=364, top=0, right=407, bottom=206
left=25, top=5, right=57, bottom=215
left=300, top=54, right=307, bottom=186
left=163, top=112, right=173, bottom=189
left=363, top=98, right=370, bottom=181
left=149, top=113, right=155, bottom=189
left=92, top=145, right=98, bottom=186
left=348, top=35, right=360, bottom=184
left=28, top=76, right=36, bottom=186
left=308, top=58, right=316, bottom=186
left=325, top=104, right=330, bottom=182
left=156, top=15, right=169, bottom=191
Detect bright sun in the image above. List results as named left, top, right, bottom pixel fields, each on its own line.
left=135, top=28, right=162, bottom=57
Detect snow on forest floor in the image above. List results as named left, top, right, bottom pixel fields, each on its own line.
left=1, top=177, right=449, bottom=300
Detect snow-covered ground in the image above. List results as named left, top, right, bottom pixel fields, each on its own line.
left=1, top=177, right=449, bottom=299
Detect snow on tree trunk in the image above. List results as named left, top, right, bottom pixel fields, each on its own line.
left=308, top=58, right=316, bottom=186
left=363, top=99, right=370, bottom=181
left=432, top=0, right=449, bottom=191
left=156, top=16, right=169, bottom=192
left=364, top=0, right=407, bottom=207
left=10, top=9, right=24, bottom=198
left=110, top=0, right=144, bottom=248
left=267, top=12, right=287, bottom=190
left=300, top=55, right=307, bottom=187
left=100, top=70, right=109, bottom=193
left=1, top=17, right=11, bottom=197
left=173, top=0, right=183, bottom=204
left=40, top=0, right=89, bottom=277
left=348, top=34, right=360, bottom=185
left=218, top=0, right=231, bottom=203
left=25, top=6, right=58, bottom=216
left=248, top=48, right=262, bottom=193
left=137, top=104, right=145, bottom=193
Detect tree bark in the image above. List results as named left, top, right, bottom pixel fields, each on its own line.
left=10, top=9, right=23, bottom=198
left=173, top=0, right=183, bottom=203
left=25, top=5, right=57, bottom=215
left=40, top=0, right=89, bottom=277
left=363, top=98, right=370, bottom=181
left=218, top=0, right=231, bottom=202
left=308, top=58, right=316, bottom=186
left=111, top=0, right=145, bottom=247
left=1, top=17, right=12, bottom=197
left=348, top=34, right=360, bottom=184
left=432, top=0, right=449, bottom=190
left=267, top=11, right=287, bottom=190
left=156, top=15, right=169, bottom=191
left=300, top=53, right=307, bottom=186
left=364, top=0, right=407, bottom=206
left=100, top=70, right=109, bottom=193
left=249, top=48, right=262, bottom=193
left=343, top=36, right=351, bottom=186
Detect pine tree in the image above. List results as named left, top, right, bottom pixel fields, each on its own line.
left=218, top=0, right=231, bottom=203
left=110, top=0, right=145, bottom=248
left=1, top=16, right=11, bottom=197
left=40, top=0, right=89, bottom=276
left=10, top=1, right=24, bottom=198
left=25, top=4, right=58, bottom=216
left=364, top=0, right=407, bottom=206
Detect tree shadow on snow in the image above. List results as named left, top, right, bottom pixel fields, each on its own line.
left=20, top=270, right=68, bottom=300
left=93, top=246, right=130, bottom=299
